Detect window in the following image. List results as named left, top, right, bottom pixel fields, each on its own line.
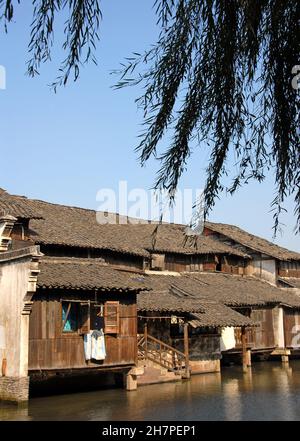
left=91, top=304, right=105, bottom=331
left=104, top=301, right=120, bottom=334
left=62, top=302, right=78, bottom=332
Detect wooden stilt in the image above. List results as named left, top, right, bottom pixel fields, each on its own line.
left=144, top=323, right=148, bottom=361
left=1, top=358, right=7, bottom=377
left=184, top=322, right=190, bottom=379
left=241, top=327, right=248, bottom=373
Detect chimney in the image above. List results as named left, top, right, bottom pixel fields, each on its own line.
left=0, top=215, right=17, bottom=251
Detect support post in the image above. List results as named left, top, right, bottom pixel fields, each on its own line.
left=123, top=371, right=138, bottom=391
left=282, top=354, right=289, bottom=364
left=246, top=349, right=252, bottom=367
left=144, top=323, right=148, bottom=360
left=241, top=327, right=248, bottom=373
left=184, top=322, right=190, bottom=379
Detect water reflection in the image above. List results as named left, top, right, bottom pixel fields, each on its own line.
left=1, top=361, right=300, bottom=421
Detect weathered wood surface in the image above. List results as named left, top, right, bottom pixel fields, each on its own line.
left=28, top=291, right=137, bottom=371
left=250, top=308, right=275, bottom=349
left=284, top=309, right=300, bottom=348
left=278, top=261, right=300, bottom=278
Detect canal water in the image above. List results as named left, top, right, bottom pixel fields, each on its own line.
left=2, top=361, right=300, bottom=421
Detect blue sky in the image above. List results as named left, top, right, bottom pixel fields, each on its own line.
left=0, top=1, right=299, bottom=251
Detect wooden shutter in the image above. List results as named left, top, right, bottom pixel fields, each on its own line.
left=104, top=301, right=120, bottom=334
left=79, top=302, right=90, bottom=334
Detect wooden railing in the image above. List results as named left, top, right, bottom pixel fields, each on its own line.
left=137, top=333, right=188, bottom=377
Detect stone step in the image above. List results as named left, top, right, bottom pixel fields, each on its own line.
left=136, top=361, right=183, bottom=386
left=137, top=371, right=182, bottom=386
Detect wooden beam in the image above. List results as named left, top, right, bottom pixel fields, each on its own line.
left=1, top=358, right=7, bottom=377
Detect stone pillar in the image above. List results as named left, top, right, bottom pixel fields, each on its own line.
left=273, top=306, right=285, bottom=349
left=0, top=246, right=41, bottom=403
left=123, top=367, right=142, bottom=391
left=246, top=349, right=252, bottom=367
left=282, top=354, right=289, bottom=364
left=125, top=373, right=137, bottom=391
left=0, top=376, right=29, bottom=403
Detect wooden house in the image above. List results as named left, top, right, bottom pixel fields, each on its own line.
left=203, top=222, right=300, bottom=360
left=28, top=258, right=148, bottom=393
left=0, top=203, right=42, bottom=402
left=177, top=272, right=300, bottom=363
left=1, top=187, right=300, bottom=401
left=204, top=221, right=300, bottom=285
left=136, top=273, right=254, bottom=382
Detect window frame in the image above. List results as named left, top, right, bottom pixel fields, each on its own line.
left=104, top=301, right=120, bottom=335
left=61, top=301, right=79, bottom=334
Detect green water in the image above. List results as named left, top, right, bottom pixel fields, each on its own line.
left=1, top=361, right=300, bottom=421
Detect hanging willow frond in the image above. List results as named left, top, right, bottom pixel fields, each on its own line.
left=0, top=0, right=102, bottom=89
left=115, top=0, right=300, bottom=235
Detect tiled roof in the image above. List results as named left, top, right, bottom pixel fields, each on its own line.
left=0, top=191, right=249, bottom=258
left=278, top=277, right=300, bottom=289
left=205, top=222, right=300, bottom=261
left=188, top=304, right=254, bottom=328
left=183, top=272, right=300, bottom=308
left=0, top=189, right=43, bottom=219
left=137, top=271, right=300, bottom=314
left=137, top=274, right=255, bottom=327
left=37, top=258, right=149, bottom=292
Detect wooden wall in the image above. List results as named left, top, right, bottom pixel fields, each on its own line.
left=220, top=256, right=245, bottom=275
left=234, top=308, right=276, bottom=351
left=28, top=290, right=137, bottom=371
left=163, top=253, right=245, bottom=274
left=39, top=245, right=144, bottom=271
left=173, top=335, right=221, bottom=361
left=278, top=261, right=300, bottom=278
left=11, top=220, right=31, bottom=241
left=164, top=254, right=217, bottom=272
left=283, top=309, right=300, bottom=348
left=250, top=308, right=275, bottom=349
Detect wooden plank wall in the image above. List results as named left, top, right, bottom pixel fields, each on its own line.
left=221, top=256, right=244, bottom=275
left=28, top=290, right=137, bottom=371
left=278, top=261, right=300, bottom=278
left=164, top=253, right=245, bottom=274
left=164, top=254, right=217, bottom=272
left=284, top=309, right=300, bottom=348
left=40, top=245, right=144, bottom=270
left=250, top=308, right=275, bottom=349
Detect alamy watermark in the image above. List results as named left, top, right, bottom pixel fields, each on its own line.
left=0, top=65, right=6, bottom=90
left=291, top=324, right=300, bottom=347
left=95, top=181, right=205, bottom=235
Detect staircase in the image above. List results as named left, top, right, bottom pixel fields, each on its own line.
left=137, top=333, right=189, bottom=385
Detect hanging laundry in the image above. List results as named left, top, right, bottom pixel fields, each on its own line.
left=83, top=332, right=92, bottom=361
left=91, top=329, right=106, bottom=361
